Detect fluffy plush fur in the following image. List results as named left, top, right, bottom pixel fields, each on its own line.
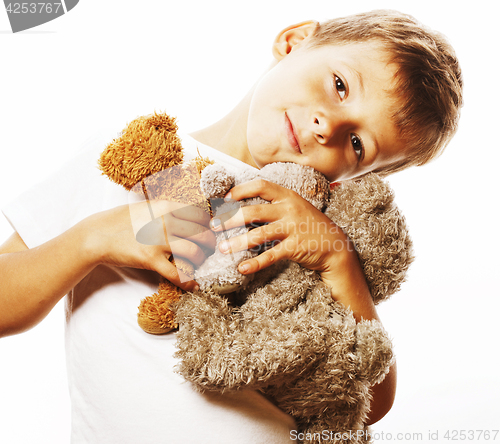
left=98, top=112, right=184, bottom=191
left=99, top=112, right=414, bottom=442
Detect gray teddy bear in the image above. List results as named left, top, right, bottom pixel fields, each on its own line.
left=194, top=162, right=331, bottom=293
left=174, top=162, right=413, bottom=443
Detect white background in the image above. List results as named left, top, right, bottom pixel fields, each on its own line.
left=0, top=1, right=498, bottom=443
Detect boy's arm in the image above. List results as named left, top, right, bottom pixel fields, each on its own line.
left=0, top=228, right=98, bottom=337
left=0, top=200, right=213, bottom=338
left=368, top=362, right=397, bottom=425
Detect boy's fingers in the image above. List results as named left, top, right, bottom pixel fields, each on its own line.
left=134, top=203, right=215, bottom=250
left=165, top=214, right=216, bottom=249
left=238, top=243, right=287, bottom=275
left=226, top=179, right=289, bottom=204
left=211, top=206, right=246, bottom=231
left=211, top=203, right=279, bottom=232
left=153, top=259, right=199, bottom=292
left=170, top=205, right=211, bottom=226
left=167, top=236, right=209, bottom=267
left=218, top=223, right=283, bottom=255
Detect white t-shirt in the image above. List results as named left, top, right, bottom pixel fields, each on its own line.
left=2, top=127, right=296, bottom=444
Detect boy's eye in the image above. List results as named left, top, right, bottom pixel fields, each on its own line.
left=334, top=75, right=347, bottom=99
left=350, top=134, right=364, bottom=160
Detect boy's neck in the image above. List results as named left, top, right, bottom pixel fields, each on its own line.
left=190, top=84, right=259, bottom=169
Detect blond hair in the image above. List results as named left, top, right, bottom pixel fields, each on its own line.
left=308, top=10, right=463, bottom=176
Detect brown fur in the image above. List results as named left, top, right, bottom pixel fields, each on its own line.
left=99, top=112, right=184, bottom=191
left=99, top=112, right=212, bottom=334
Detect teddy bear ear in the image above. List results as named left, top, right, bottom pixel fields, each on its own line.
left=98, top=112, right=184, bottom=190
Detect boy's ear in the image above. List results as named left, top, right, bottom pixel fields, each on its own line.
left=272, top=21, right=319, bottom=60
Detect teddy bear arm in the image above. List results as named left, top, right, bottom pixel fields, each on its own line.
left=174, top=289, right=323, bottom=391
left=354, top=319, right=394, bottom=386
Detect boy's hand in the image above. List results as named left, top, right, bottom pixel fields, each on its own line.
left=210, top=179, right=378, bottom=321
left=80, top=200, right=215, bottom=291
left=211, top=179, right=349, bottom=278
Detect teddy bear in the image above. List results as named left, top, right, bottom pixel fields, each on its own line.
left=99, top=112, right=213, bottom=334
left=193, top=161, right=331, bottom=294
left=98, top=112, right=414, bottom=442
left=174, top=167, right=410, bottom=442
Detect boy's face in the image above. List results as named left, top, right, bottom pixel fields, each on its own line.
left=246, top=40, right=405, bottom=182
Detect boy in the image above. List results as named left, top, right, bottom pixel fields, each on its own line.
left=0, top=10, right=462, bottom=443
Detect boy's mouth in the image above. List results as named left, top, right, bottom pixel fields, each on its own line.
left=285, top=113, right=302, bottom=154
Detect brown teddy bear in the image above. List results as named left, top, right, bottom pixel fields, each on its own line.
left=98, top=112, right=414, bottom=442
left=98, top=112, right=213, bottom=334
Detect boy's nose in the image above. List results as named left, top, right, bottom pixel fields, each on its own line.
left=313, top=114, right=341, bottom=145
left=313, top=108, right=356, bottom=146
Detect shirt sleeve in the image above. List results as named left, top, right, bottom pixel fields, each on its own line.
left=2, top=129, right=129, bottom=249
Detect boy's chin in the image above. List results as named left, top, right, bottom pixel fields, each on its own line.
left=248, top=152, right=273, bottom=170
